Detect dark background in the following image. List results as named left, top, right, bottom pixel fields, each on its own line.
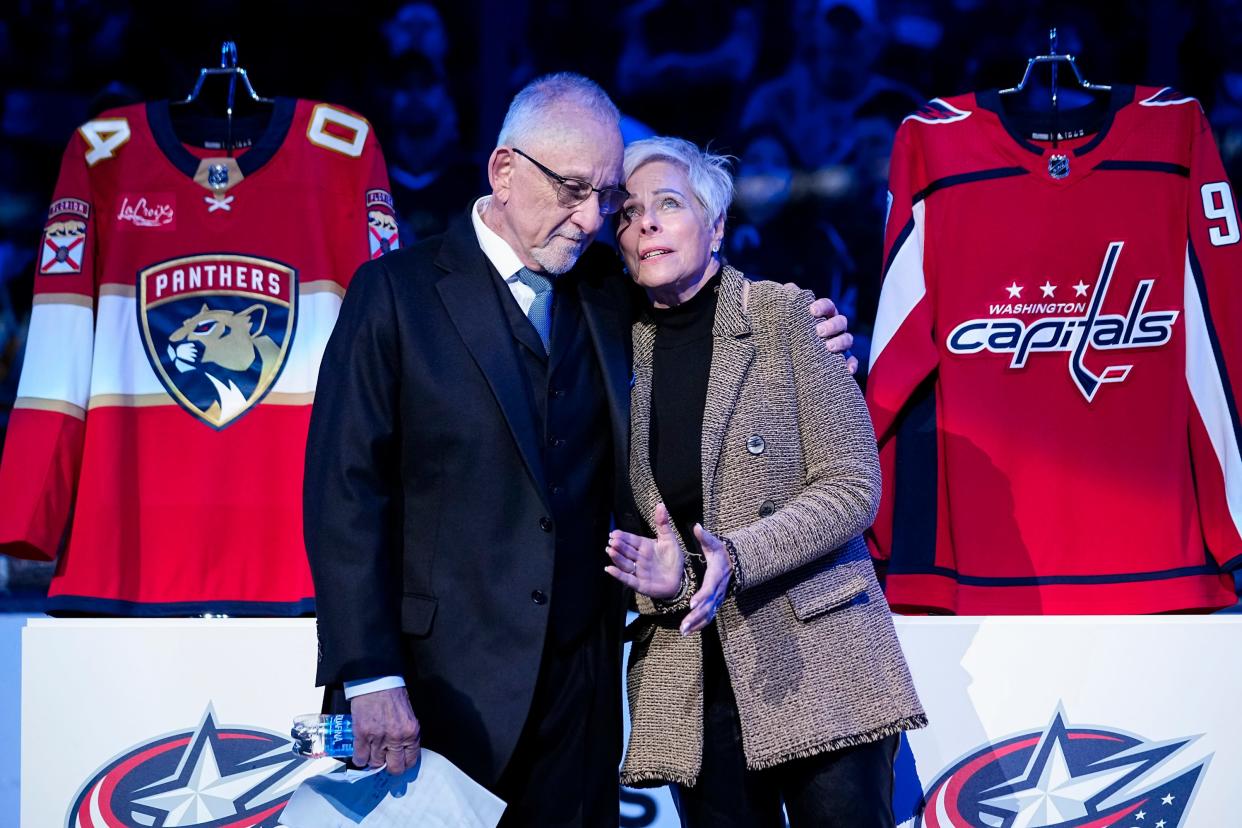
left=2, top=0, right=1240, bottom=606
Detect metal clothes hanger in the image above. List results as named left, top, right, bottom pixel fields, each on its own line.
left=174, top=41, right=273, bottom=154
left=999, top=28, right=1110, bottom=151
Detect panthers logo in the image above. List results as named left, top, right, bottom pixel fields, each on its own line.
left=166, top=303, right=283, bottom=423
left=138, top=254, right=297, bottom=428
left=366, top=188, right=399, bottom=259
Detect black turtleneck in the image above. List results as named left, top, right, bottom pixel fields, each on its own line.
left=649, top=273, right=720, bottom=548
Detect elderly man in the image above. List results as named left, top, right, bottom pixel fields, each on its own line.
left=304, top=73, right=853, bottom=826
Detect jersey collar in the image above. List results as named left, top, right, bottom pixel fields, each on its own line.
left=146, top=97, right=296, bottom=180
left=975, top=85, right=1135, bottom=158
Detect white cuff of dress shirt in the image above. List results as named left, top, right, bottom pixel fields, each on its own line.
left=343, top=675, right=406, bottom=699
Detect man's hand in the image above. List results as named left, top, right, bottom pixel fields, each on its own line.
left=808, top=296, right=859, bottom=374
left=605, top=502, right=685, bottom=599
left=351, top=686, right=421, bottom=775
left=680, top=524, right=733, bottom=635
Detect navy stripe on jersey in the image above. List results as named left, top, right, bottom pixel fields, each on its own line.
left=1188, top=239, right=1242, bottom=481
left=912, top=167, right=1029, bottom=204
left=1094, top=160, right=1191, bottom=176
left=897, top=564, right=1223, bottom=586
left=47, top=595, right=317, bottom=617
left=890, top=377, right=939, bottom=574
left=881, top=216, right=916, bottom=280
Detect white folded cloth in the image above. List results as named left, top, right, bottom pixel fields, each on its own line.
left=278, top=749, right=506, bottom=828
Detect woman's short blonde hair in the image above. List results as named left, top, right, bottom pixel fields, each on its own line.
left=623, top=137, right=735, bottom=228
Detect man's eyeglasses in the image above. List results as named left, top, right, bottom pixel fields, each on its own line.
left=513, top=147, right=628, bottom=215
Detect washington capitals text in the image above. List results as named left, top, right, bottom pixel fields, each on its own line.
left=946, top=242, right=1179, bottom=401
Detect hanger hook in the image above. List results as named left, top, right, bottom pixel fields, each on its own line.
left=220, top=41, right=239, bottom=70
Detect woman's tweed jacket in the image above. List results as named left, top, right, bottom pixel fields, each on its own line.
left=620, top=266, right=926, bottom=788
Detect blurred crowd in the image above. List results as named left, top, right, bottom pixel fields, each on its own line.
left=1, top=0, right=1239, bottom=602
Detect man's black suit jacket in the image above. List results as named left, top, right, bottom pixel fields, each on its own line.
left=304, top=213, right=638, bottom=787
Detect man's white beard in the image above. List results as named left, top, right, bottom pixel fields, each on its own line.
left=533, top=235, right=587, bottom=275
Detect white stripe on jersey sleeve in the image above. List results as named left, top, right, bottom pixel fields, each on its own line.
left=16, top=301, right=94, bottom=407
left=1184, top=247, right=1242, bottom=539
left=1139, top=87, right=1197, bottom=106
left=272, top=291, right=343, bottom=395
left=869, top=199, right=926, bottom=370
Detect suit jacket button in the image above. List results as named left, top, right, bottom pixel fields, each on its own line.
left=759, top=500, right=775, bottom=517
left=531, top=590, right=548, bottom=605
left=747, top=435, right=766, bottom=455
left=539, top=517, right=553, bottom=532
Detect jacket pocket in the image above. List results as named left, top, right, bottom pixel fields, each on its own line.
left=785, top=562, right=870, bottom=621
left=401, top=593, right=438, bottom=636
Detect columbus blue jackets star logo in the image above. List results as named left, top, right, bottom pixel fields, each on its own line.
left=918, top=707, right=1208, bottom=827
left=67, top=706, right=341, bottom=827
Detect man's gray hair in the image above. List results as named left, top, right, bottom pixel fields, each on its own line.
left=496, top=73, right=620, bottom=149
left=623, top=137, right=735, bottom=227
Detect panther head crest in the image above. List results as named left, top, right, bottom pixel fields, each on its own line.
left=165, top=303, right=281, bottom=424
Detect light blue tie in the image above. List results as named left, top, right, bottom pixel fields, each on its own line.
left=514, top=267, right=554, bottom=353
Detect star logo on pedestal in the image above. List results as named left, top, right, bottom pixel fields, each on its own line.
left=979, top=726, right=1144, bottom=827
left=125, top=707, right=321, bottom=826
left=69, top=705, right=347, bottom=828
left=968, top=709, right=1206, bottom=828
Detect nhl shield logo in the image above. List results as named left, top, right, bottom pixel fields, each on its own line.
left=138, top=254, right=297, bottom=429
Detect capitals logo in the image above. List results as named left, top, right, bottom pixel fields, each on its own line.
left=919, top=709, right=1208, bottom=827
left=903, top=98, right=972, bottom=125
left=138, top=254, right=297, bottom=429
left=945, top=242, right=1179, bottom=402
left=68, top=707, right=341, bottom=828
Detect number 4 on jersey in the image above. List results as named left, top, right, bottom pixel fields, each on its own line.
left=79, top=118, right=131, bottom=166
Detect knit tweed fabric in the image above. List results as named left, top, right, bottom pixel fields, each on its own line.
left=621, top=266, right=927, bottom=788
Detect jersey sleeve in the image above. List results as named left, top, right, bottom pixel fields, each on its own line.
left=864, top=120, right=937, bottom=562
left=353, top=122, right=399, bottom=281
left=0, top=132, right=98, bottom=560
left=1183, top=106, right=1242, bottom=571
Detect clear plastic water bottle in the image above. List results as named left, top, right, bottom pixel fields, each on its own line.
left=291, top=713, right=354, bottom=758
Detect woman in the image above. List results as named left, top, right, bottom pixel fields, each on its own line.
left=605, top=136, right=925, bottom=827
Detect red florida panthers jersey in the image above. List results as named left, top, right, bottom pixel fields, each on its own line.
left=0, top=98, right=397, bottom=614
left=867, top=85, right=1242, bottom=614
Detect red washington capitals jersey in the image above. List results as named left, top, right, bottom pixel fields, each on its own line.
left=866, top=86, right=1242, bottom=614
left=0, top=98, right=398, bottom=614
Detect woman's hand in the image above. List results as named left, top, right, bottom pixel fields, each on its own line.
left=679, top=524, right=733, bottom=636
left=606, top=502, right=685, bottom=599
